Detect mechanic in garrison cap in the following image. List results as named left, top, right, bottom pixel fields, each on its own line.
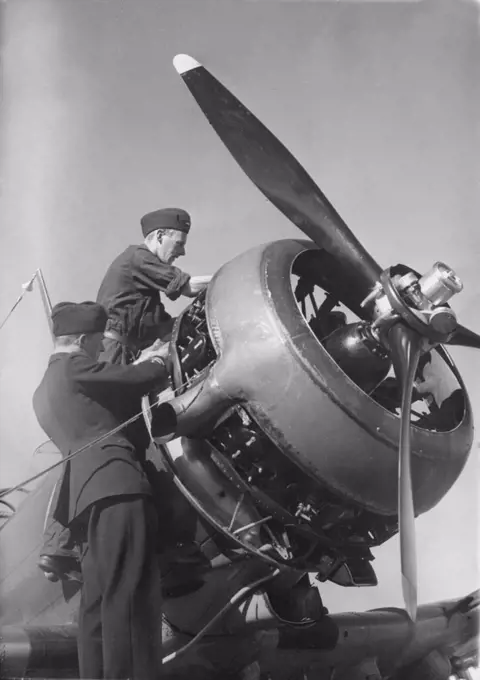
left=97, top=207, right=211, bottom=364
left=33, top=301, right=174, bottom=680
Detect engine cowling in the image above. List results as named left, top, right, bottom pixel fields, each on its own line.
left=205, top=238, right=471, bottom=513
left=153, top=239, right=473, bottom=576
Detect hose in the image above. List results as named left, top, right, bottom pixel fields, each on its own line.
left=162, top=568, right=280, bottom=665
left=0, top=400, right=162, bottom=500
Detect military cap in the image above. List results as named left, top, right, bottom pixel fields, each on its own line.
left=141, top=208, right=191, bottom=237
left=51, top=301, right=108, bottom=337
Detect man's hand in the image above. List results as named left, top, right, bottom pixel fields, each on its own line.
left=183, top=275, right=212, bottom=298
left=134, top=339, right=170, bottom=365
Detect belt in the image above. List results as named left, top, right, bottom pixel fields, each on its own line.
left=103, top=329, right=133, bottom=348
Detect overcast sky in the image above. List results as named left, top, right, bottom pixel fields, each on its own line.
left=0, top=0, right=478, bottom=614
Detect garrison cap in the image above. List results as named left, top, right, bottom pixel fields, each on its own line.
left=51, top=301, right=108, bottom=337
left=141, top=208, right=191, bottom=237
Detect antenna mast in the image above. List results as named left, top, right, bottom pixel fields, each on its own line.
left=35, top=268, right=53, bottom=340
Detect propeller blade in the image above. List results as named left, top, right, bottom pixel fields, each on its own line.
left=388, top=323, right=423, bottom=622
left=447, top=324, right=480, bottom=350
left=173, top=54, right=382, bottom=312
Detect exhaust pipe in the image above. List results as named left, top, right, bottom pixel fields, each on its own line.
left=151, top=362, right=237, bottom=441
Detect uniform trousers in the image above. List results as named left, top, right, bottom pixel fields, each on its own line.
left=98, top=335, right=136, bottom=365
left=76, top=494, right=163, bottom=680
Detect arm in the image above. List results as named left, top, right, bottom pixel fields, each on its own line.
left=69, top=351, right=169, bottom=395
left=131, top=247, right=191, bottom=301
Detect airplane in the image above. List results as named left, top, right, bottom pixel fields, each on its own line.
left=0, top=53, right=479, bottom=679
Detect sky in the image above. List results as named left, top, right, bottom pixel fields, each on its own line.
left=0, top=0, right=479, bottom=615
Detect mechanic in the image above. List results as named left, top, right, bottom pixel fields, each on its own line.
left=97, top=207, right=211, bottom=364
left=33, top=300, right=173, bottom=679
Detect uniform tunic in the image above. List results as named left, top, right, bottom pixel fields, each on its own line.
left=97, top=244, right=190, bottom=354
left=33, top=351, right=166, bottom=524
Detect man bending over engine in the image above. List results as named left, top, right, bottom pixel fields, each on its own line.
left=33, top=301, right=173, bottom=679
left=97, top=207, right=211, bottom=364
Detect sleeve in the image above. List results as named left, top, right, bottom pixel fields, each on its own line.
left=131, top=248, right=191, bottom=301
left=69, top=352, right=168, bottom=395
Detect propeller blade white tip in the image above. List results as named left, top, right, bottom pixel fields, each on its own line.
left=173, top=54, right=201, bottom=74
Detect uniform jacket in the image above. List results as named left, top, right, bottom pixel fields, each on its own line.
left=33, top=350, right=168, bottom=526
left=96, top=245, right=190, bottom=350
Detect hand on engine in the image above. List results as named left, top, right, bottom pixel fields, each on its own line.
left=184, top=275, right=212, bottom=297
left=134, top=339, right=170, bottom=365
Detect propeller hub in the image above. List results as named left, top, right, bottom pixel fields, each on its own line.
left=361, top=262, right=463, bottom=346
